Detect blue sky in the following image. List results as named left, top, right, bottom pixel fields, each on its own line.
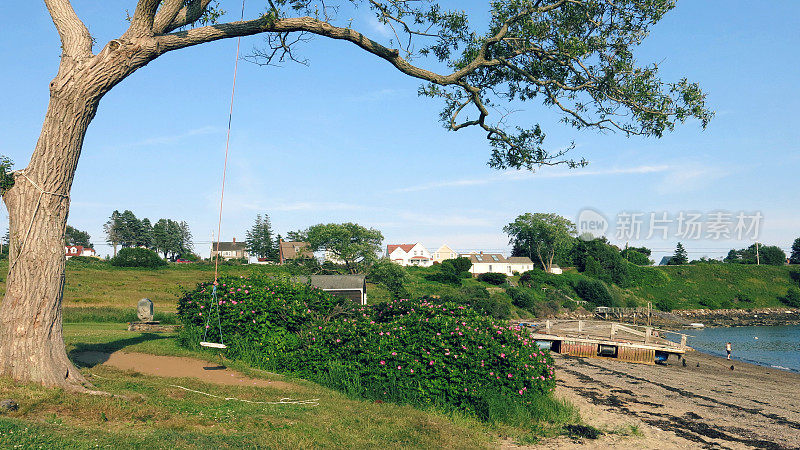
left=1, top=1, right=798, bottom=261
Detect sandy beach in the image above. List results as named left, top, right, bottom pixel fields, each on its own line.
left=537, top=351, right=800, bottom=449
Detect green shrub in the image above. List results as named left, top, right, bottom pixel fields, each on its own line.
left=506, top=287, right=537, bottom=309
left=477, top=272, right=507, bottom=285
left=177, top=276, right=555, bottom=419
left=655, top=297, right=676, bottom=312
left=444, top=287, right=510, bottom=319
left=368, top=259, right=409, bottom=299
left=573, top=279, right=612, bottom=306
left=67, top=256, right=105, bottom=264
left=425, top=270, right=462, bottom=286
left=110, top=247, right=166, bottom=268
left=442, top=257, right=473, bottom=274
left=781, top=288, right=800, bottom=308
left=789, top=270, right=800, bottom=287
left=625, top=262, right=669, bottom=287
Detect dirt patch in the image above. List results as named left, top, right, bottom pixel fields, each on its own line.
left=73, top=351, right=297, bottom=391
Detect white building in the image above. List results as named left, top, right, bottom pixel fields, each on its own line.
left=386, top=243, right=433, bottom=267
left=433, top=244, right=458, bottom=263
left=460, top=252, right=511, bottom=276
left=508, top=256, right=535, bottom=274
left=65, top=246, right=96, bottom=259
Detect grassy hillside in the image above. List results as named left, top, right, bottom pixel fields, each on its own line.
left=624, top=264, right=798, bottom=310
left=0, top=322, right=549, bottom=448
left=0, top=260, right=795, bottom=318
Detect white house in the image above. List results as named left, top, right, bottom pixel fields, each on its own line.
left=433, top=244, right=458, bottom=263
left=508, top=256, right=535, bottom=274
left=386, top=243, right=433, bottom=267
left=65, top=245, right=96, bottom=259
left=547, top=264, right=563, bottom=275
left=460, top=252, right=511, bottom=276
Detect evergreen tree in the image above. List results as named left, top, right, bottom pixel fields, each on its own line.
left=138, top=218, right=154, bottom=249
left=246, top=214, right=276, bottom=260
left=103, top=210, right=123, bottom=256
left=669, top=242, right=689, bottom=265
left=790, top=238, right=800, bottom=265
left=118, top=210, right=141, bottom=248
left=178, top=221, right=193, bottom=257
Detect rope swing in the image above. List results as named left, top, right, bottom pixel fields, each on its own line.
left=201, top=0, right=247, bottom=350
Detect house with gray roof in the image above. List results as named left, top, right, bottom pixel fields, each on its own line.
left=210, top=237, right=248, bottom=261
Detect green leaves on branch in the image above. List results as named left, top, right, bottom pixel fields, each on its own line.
left=0, top=156, right=14, bottom=195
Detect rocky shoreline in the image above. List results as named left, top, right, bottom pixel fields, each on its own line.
left=672, top=307, right=800, bottom=327
left=539, top=307, right=800, bottom=328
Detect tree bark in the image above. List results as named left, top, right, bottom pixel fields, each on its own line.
left=0, top=37, right=156, bottom=390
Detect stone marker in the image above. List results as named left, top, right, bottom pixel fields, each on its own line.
left=0, top=399, right=18, bottom=413
left=137, top=298, right=154, bottom=322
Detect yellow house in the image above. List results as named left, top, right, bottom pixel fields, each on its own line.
left=433, top=244, right=458, bottom=263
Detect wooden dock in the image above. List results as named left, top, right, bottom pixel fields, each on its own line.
left=518, top=320, right=690, bottom=365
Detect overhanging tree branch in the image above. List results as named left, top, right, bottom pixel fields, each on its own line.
left=126, top=0, right=162, bottom=37
left=44, top=0, right=92, bottom=58
left=153, top=0, right=184, bottom=34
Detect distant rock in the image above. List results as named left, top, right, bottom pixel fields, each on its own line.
left=0, top=399, right=18, bottom=413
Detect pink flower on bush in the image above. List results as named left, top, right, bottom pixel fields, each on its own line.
left=380, top=361, right=386, bottom=365
left=429, top=361, right=434, bottom=365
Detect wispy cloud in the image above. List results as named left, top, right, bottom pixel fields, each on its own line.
left=365, top=15, right=393, bottom=38
left=654, top=164, right=733, bottom=194
left=344, top=88, right=405, bottom=103
left=107, top=126, right=219, bottom=150
left=391, top=164, right=671, bottom=193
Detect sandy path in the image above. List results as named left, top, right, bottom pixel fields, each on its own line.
left=73, top=351, right=297, bottom=390
left=551, top=351, right=800, bottom=449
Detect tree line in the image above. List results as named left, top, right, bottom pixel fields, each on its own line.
left=104, top=210, right=193, bottom=261
left=244, top=213, right=384, bottom=274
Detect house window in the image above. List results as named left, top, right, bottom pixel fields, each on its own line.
left=489, top=264, right=492, bottom=272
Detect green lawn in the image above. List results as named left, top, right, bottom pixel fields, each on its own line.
left=623, top=264, right=797, bottom=310
left=0, top=322, right=540, bottom=449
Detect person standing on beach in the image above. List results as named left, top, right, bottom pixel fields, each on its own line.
left=726, top=342, right=732, bottom=360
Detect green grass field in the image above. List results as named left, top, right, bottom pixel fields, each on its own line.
left=623, top=264, right=797, bottom=310
left=0, top=323, right=576, bottom=448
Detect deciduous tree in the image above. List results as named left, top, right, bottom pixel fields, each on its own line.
left=305, top=223, right=383, bottom=274
left=789, top=238, right=800, bottom=265
left=504, top=213, right=576, bottom=272
left=0, top=0, right=711, bottom=390
left=65, top=225, right=92, bottom=248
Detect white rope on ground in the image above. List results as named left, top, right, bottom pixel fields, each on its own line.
left=87, top=372, right=319, bottom=406
left=8, top=170, right=70, bottom=272
left=168, top=384, right=320, bottom=406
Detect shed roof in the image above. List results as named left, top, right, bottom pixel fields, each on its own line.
left=293, top=275, right=366, bottom=291
left=507, top=256, right=534, bottom=264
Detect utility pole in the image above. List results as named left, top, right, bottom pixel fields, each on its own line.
left=756, top=242, right=760, bottom=265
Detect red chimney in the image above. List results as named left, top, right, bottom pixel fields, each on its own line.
left=232, top=237, right=236, bottom=243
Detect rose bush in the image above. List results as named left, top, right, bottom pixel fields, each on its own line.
left=177, top=275, right=556, bottom=416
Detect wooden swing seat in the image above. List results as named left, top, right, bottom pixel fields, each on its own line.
left=200, top=341, right=227, bottom=349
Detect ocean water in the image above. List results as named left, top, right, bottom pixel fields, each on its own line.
left=681, top=325, right=800, bottom=373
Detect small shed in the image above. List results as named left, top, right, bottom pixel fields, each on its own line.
left=295, top=275, right=367, bottom=305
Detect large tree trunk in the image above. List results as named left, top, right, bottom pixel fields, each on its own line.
left=0, top=92, right=99, bottom=390
left=0, top=37, right=154, bottom=390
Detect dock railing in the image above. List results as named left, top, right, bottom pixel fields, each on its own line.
left=532, top=319, right=691, bottom=350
